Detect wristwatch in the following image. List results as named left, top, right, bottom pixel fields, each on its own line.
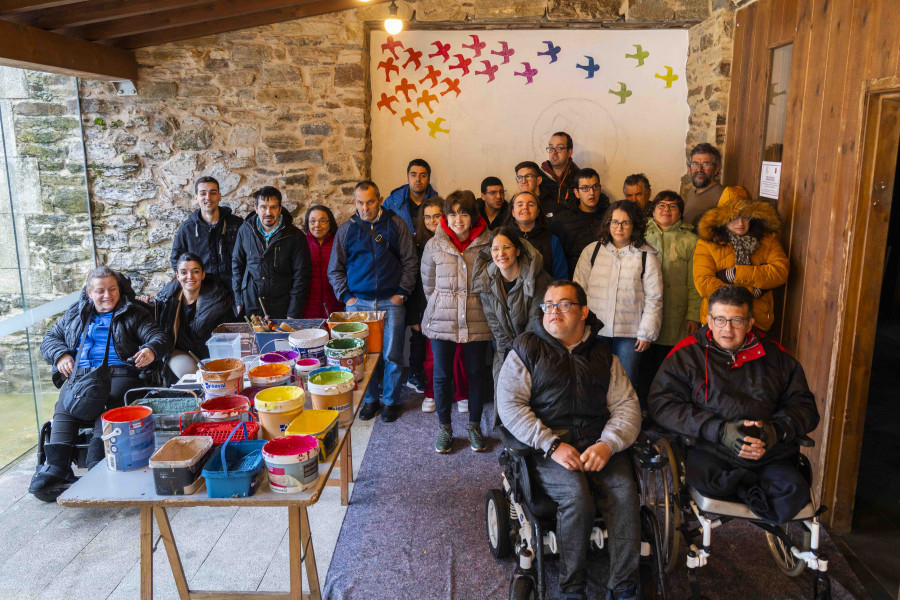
left=546, top=438, right=561, bottom=459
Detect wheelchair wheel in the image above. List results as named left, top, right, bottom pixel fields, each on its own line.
left=645, top=437, right=681, bottom=573
left=766, top=521, right=810, bottom=577
left=640, top=506, right=668, bottom=600
left=486, top=489, right=513, bottom=559
left=509, top=575, right=536, bottom=600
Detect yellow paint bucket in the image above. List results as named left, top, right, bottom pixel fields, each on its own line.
left=254, top=385, right=305, bottom=441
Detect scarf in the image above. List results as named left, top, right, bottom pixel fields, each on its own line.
left=440, top=215, right=486, bottom=253
left=728, top=231, right=759, bottom=265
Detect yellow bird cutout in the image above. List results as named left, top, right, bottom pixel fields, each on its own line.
left=428, top=118, right=449, bottom=138
left=655, top=66, right=678, bottom=88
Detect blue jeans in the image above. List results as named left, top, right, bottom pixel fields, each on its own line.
left=431, top=339, right=490, bottom=427
left=600, top=336, right=641, bottom=387
left=351, top=298, right=405, bottom=406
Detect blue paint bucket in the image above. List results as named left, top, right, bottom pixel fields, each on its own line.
left=101, top=405, right=156, bottom=471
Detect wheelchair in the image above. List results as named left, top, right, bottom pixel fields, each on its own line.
left=485, top=427, right=669, bottom=600
left=639, top=430, right=832, bottom=600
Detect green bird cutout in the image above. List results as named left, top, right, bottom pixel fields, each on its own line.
left=625, top=44, right=649, bottom=67
left=609, top=82, right=632, bottom=104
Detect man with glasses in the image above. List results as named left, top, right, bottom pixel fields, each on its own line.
left=514, top=160, right=561, bottom=221
left=683, top=143, right=725, bottom=229
left=553, top=168, right=611, bottom=277
left=539, top=131, right=580, bottom=209
left=477, top=176, right=509, bottom=229
left=648, top=285, right=819, bottom=525
left=498, top=280, right=642, bottom=600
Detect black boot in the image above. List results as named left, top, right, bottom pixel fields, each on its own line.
left=29, top=443, right=76, bottom=503
left=86, top=436, right=106, bottom=470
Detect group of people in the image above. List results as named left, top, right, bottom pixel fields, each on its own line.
left=31, top=132, right=819, bottom=600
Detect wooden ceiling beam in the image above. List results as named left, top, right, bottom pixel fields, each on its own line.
left=0, top=18, right=136, bottom=80
left=0, top=0, right=84, bottom=14
left=11, top=0, right=218, bottom=29
left=110, top=0, right=389, bottom=49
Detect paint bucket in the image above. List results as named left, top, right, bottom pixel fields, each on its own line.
left=260, top=350, right=299, bottom=371
left=100, top=405, right=156, bottom=471
left=240, top=385, right=266, bottom=410
left=307, top=366, right=355, bottom=426
left=329, top=322, right=370, bottom=353
left=248, top=362, right=293, bottom=387
left=324, top=337, right=366, bottom=383
left=286, top=409, right=339, bottom=463
left=262, top=435, right=320, bottom=493
left=199, top=358, right=245, bottom=399
left=254, top=385, right=305, bottom=440
left=295, top=358, right=321, bottom=395
left=288, top=329, right=329, bottom=366
left=200, top=394, right=250, bottom=421
left=328, top=311, right=384, bottom=354
left=149, top=436, right=213, bottom=495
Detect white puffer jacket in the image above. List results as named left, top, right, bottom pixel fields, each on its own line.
left=573, top=241, right=663, bottom=342
left=421, top=224, right=493, bottom=343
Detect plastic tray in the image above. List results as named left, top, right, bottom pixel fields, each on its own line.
left=255, top=319, right=326, bottom=354
left=124, top=388, right=202, bottom=431
left=202, top=423, right=268, bottom=498
left=179, top=410, right=260, bottom=445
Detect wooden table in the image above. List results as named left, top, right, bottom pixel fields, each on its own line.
left=58, top=354, right=379, bottom=600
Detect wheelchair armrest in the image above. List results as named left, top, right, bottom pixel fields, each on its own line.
left=797, top=434, right=815, bottom=448
left=498, top=426, right=543, bottom=458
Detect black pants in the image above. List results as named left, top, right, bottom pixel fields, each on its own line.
left=431, top=339, right=490, bottom=426
left=409, top=327, right=427, bottom=375
left=636, top=343, right=671, bottom=410
left=685, top=448, right=811, bottom=525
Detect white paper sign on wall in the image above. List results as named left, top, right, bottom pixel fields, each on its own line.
left=760, top=161, right=782, bottom=200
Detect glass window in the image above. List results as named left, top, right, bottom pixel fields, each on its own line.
left=760, top=44, right=793, bottom=202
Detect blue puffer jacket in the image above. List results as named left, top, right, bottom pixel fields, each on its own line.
left=382, top=183, right=439, bottom=235
left=327, top=208, right=418, bottom=302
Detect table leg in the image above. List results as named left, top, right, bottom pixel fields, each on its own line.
left=289, top=506, right=321, bottom=600
left=346, top=429, right=354, bottom=484
left=301, top=507, right=320, bottom=600
left=339, top=434, right=350, bottom=506
left=154, top=507, right=190, bottom=600
left=140, top=507, right=153, bottom=600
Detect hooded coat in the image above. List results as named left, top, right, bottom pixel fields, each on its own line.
left=153, top=274, right=234, bottom=360
left=231, top=207, right=312, bottom=318
left=645, top=219, right=702, bottom=346
left=421, top=218, right=493, bottom=343
left=383, top=183, right=439, bottom=235
left=170, top=206, right=244, bottom=288
left=694, top=190, right=789, bottom=331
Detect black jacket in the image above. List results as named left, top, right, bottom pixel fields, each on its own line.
left=648, top=326, right=819, bottom=467
left=406, top=241, right=429, bottom=326
left=170, top=206, right=243, bottom=288
left=231, top=208, right=312, bottom=318
left=41, top=273, right=168, bottom=388
left=509, top=221, right=557, bottom=280
left=511, top=312, right=613, bottom=440
left=477, top=199, right=511, bottom=231
left=552, top=199, right=610, bottom=278
left=153, top=274, right=234, bottom=359
left=539, top=159, right=580, bottom=214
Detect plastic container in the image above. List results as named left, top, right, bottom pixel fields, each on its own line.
left=206, top=333, right=242, bottom=360
left=202, top=423, right=268, bottom=498
left=295, top=358, right=321, bottom=395
left=124, top=387, right=201, bottom=433
left=307, top=366, right=355, bottom=426
left=286, top=409, right=339, bottom=463
left=254, top=386, right=305, bottom=440
left=328, top=311, right=384, bottom=353
left=255, top=319, right=326, bottom=354
left=100, top=405, right=156, bottom=471
left=262, top=435, right=320, bottom=493
left=149, top=436, right=213, bottom=495
left=288, top=328, right=329, bottom=366
left=324, top=337, right=366, bottom=383
left=213, top=323, right=258, bottom=355
left=199, top=358, right=245, bottom=398
left=199, top=395, right=250, bottom=421
left=260, top=350, right=299, bottom=371
left=248, top=362, right=293, bottom=387
left=179, top=410, right=260, bottom=445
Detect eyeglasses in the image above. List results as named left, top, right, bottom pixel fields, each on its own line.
left=610, top=220, right=633, bottom=229
left=688, top=161, right=716, bottom=169
left=308, top=218, right=330, bottom=226
left=578, top=184, right=601, bottom=193
left=447, top=212, right=471, bottom=220
left=490, top=244, right=514, bottom=253
left=540, top=301, right=581, bottom=314
left=709, top=315, right=749, bottom=328
left=655, top=202, right=679, bottom=211
left=515, top=174, right=537, bottom=182
left=423, top=214, right=441, bottom=221
left=546, top=146, right=569, bottom=153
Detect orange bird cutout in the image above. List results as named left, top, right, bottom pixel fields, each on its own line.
left=377, top=93, right=399, bottom=115
left=395, top=78, right=417, bottom=102
left=417, top=90, right=439, bottom=113
left=428, top=118, right=449, bottom=138
left=419, top=65, right=442, bottom=88
left=440, top=77, right=461, bottom=97
left=400, top=108, right=423, bottom=131
left=377, top=57, right=400, bottom=82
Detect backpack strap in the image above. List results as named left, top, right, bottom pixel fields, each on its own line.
left=590, top=242, right=602, bottom=268
left=351, top=214, right=402, bottom=265
left=590, top=243, right=647, bottom=278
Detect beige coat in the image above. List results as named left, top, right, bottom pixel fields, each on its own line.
left=421, top=225, right=493, bottom=343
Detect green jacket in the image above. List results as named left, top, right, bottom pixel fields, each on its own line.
left=644, top=219, right=702, bottom=346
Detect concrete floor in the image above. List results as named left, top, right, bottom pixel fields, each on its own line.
left=0, top=416, right=375, bottom=600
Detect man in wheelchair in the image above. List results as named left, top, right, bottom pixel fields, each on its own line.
left=648, top=285, right=819, bottom=525
left=497, top=280, right=643, bottom=600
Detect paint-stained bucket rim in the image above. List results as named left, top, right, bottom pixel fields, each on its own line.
left=103, top=405, right=153, bottom=422
left=255, top=386, right=305, bottom=413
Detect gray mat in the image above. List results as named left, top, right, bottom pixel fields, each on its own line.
left=324, top=390, right=870, bottom=599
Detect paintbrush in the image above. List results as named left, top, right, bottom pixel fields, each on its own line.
left=188, top=350, right=211, bottom=371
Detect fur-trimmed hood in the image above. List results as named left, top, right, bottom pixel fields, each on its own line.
left=697, top=186, right=781, bottom=243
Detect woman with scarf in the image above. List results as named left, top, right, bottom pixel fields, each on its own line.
left=694, top=186, right=789, bottom=332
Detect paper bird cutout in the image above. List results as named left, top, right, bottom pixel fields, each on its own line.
left=419, top=65, right=442, bottom=88
left=492, top=41, right=515, bottom=64
left=655, top=66, right=678, bottom=88
left=608, top=82, right=632, bottom=104
left=395, top=78, right=417, bottom=102
left=537, top=41, right=561, bottom=63
left=449, top=54, right=472, bottom=76
left=576, top=56, right=599, bottom=78
left=400, top=108, right=423, bottom=130
left=403, top=48, right=423, bottom=71
left=475, top=60, right=498, bottom=83
left=626, top=44, right=649, bottom=67
left=440, top=78, right=461, bottom=97
left=462, top=34, right=486, bottom=57
left=429, top=41, right=451, bottom=62
left=381, top=36, right=404, bottom=60
left=428, top=118, right=449, bottom=138
left=514, top=62, right=538, bottom=84
left=376, top=93, right=399, bottom=115
left=417, top=89, right=440, bottom=113
left=377, top=57, right=400, bottom=82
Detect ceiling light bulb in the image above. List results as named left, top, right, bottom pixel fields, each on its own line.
left=384, top=1, right=403, bottom=35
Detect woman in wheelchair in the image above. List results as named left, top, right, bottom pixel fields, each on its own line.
left=32, top=267, right=167, bottom=502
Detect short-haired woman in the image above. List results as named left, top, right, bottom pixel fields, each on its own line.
left=302, top=204, right=344, bottom=319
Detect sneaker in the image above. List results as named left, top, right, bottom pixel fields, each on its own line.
left=405, top=372, right=425, bottom=393
left=466, top=424, right=486, bottom=452
left=381, top=404, right=401, bottom=422
left=606, top=582, right=639, bottom=600
left=359, top=401, right=381, bottom=421
left=421, top=397, right=435, bottom=412
left=435, top=426, right=453, bottom=454
left=457, top=399, right=469, bottom=413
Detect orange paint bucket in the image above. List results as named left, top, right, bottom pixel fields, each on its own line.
left=248, top=362, right=293, bottom=387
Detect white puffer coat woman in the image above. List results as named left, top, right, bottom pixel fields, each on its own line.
left=421, top=222, right=493, bottom=343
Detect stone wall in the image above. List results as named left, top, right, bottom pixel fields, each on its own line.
left=78, top=0, right=738, bottom=295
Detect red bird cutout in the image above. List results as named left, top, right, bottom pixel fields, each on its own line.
left=429, top=41, right=451, bottom=62
left=381, top=36, right=404, bottom=60
left=377, top=57, right=400, bottom=83
left=449, top=54, right=472, bottom=76
left=377, top=93, right=399, bottom=115
left=395, top=78, right=417, bottom=102
left=462, top=34, right=486, bottom=57
left=474, top=60, right=498, bottom=83
left=419, top=65, right=442, bottom=88
left=403, top=47, right=423, bottom=71
left=416, top=89, right=439, bottom=114
left=400, top=107, right=423, bottom=131
left=440, top=77, right=461, bottom=97
left=491, top=41, right=515, bottom=64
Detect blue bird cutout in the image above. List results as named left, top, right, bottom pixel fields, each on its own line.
left=537, top=41, right=561, bottom=63
left=576, top=56, right=599, bottom=78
